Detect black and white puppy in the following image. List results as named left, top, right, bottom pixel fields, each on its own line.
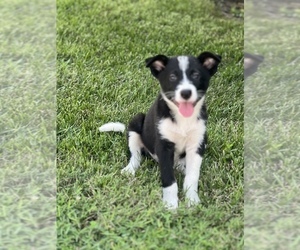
left=99, top=52, right=221, bottom=209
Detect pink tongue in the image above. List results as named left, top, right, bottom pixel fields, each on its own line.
left=178, top=102, right=194, bottom=117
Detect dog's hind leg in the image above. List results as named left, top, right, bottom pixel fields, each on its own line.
left=121, top=113, right=145, bottom=176
left=176, top=157, right=186, bottom=175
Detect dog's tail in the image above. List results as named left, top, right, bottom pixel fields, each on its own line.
left=99, top=122, right=126, bottom=133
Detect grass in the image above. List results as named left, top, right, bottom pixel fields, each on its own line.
left=0, top=0, right=56, bottom=249
left=245, top=1, right=300, bottom=249
left=57, top=0, right=243, bottom=248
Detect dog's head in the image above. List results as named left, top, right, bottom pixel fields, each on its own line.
left=145, top=52, right=221, bottom=117
left=244, top=52, right=264, bottom=78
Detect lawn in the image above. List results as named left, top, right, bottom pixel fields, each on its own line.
left=244, top=1, right=300, bottom=249
left=0, top=0, right=56, bottom=249
left=57, top=0, right=243, bottom=249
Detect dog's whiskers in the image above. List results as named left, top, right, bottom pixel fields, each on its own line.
left=164, top=91, right=175, bottom=99
left=197, top=90, right=205, bottom=98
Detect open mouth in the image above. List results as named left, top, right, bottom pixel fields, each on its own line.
left=164, top=92, right=203, bottom=118
left=174, top=101, right=195, bottom=117
left=173, top=95, right=203, bottom=118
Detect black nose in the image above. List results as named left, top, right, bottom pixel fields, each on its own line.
left=180, top=89, right=192, bottom=100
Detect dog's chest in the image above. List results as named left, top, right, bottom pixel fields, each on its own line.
left=158, top=117, right=206, bottom=154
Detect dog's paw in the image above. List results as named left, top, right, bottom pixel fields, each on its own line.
left=121, top=165, right=136, bottom=176
left=186, top=191, right=200, bottom=207
left=162, top=183, right=179, bottom=209
left=163, top=196, right=178, bottom=210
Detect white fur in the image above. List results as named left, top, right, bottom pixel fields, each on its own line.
left=149, top=153, right=158, bottom=162
left=121, top=131, right=143, bottom=175
left=159, top=94, right=206, bottom=156
left=178, top=56, right=189, bottom=72
left=99, top=122, right=125, bottom=133
left=162, top=182, right=178, bottom=209
left=158, top=115, right=205, bottom=155
left=184, top=154, right=202, bottom=206
left=158, top=95, right=206, bottom=206
left=101, top=57, right=206, bottom=209
left=176, top=56, right=197, bottom=103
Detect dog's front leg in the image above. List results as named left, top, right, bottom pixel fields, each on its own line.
left=156, top=139, right=178, bottom=209
left=184, top=151, right=202, bottom=206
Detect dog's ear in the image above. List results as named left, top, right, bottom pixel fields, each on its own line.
left=145, top=55, right=169, bottom=77
left=197, top=52, right=221, bottom=76
left=244, top=52, right=264, bottom=78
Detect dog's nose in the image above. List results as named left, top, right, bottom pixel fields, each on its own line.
left=180, top=89, right=192, bottom=100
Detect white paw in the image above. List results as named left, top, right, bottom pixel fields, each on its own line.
left=121, top=165, right=136, bottom=176
left=162, top=183, right=179, bottom=210
left=186, top=191, right=200, bottom=207
left=163, top=196, right=178, bottom=210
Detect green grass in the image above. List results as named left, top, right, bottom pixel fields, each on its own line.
left=57, top=0, right=243, bottom=248
left=245, top=1, right=300, bottom=249
left=0, top=0, right=56, bottom=248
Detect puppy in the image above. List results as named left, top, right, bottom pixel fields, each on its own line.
left=244, top=52, right=264, bottom=78
left=100, top=52, right=221, bottom=209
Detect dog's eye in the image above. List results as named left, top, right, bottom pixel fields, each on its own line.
left=191, top=72, right=200, bottom=79
left=169, top=74, right=177, bottom=81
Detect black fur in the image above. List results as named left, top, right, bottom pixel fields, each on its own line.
left=125, top=52, right=221, bottom=207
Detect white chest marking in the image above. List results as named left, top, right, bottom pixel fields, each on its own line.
left=158, top=115, right=206, bottom=155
